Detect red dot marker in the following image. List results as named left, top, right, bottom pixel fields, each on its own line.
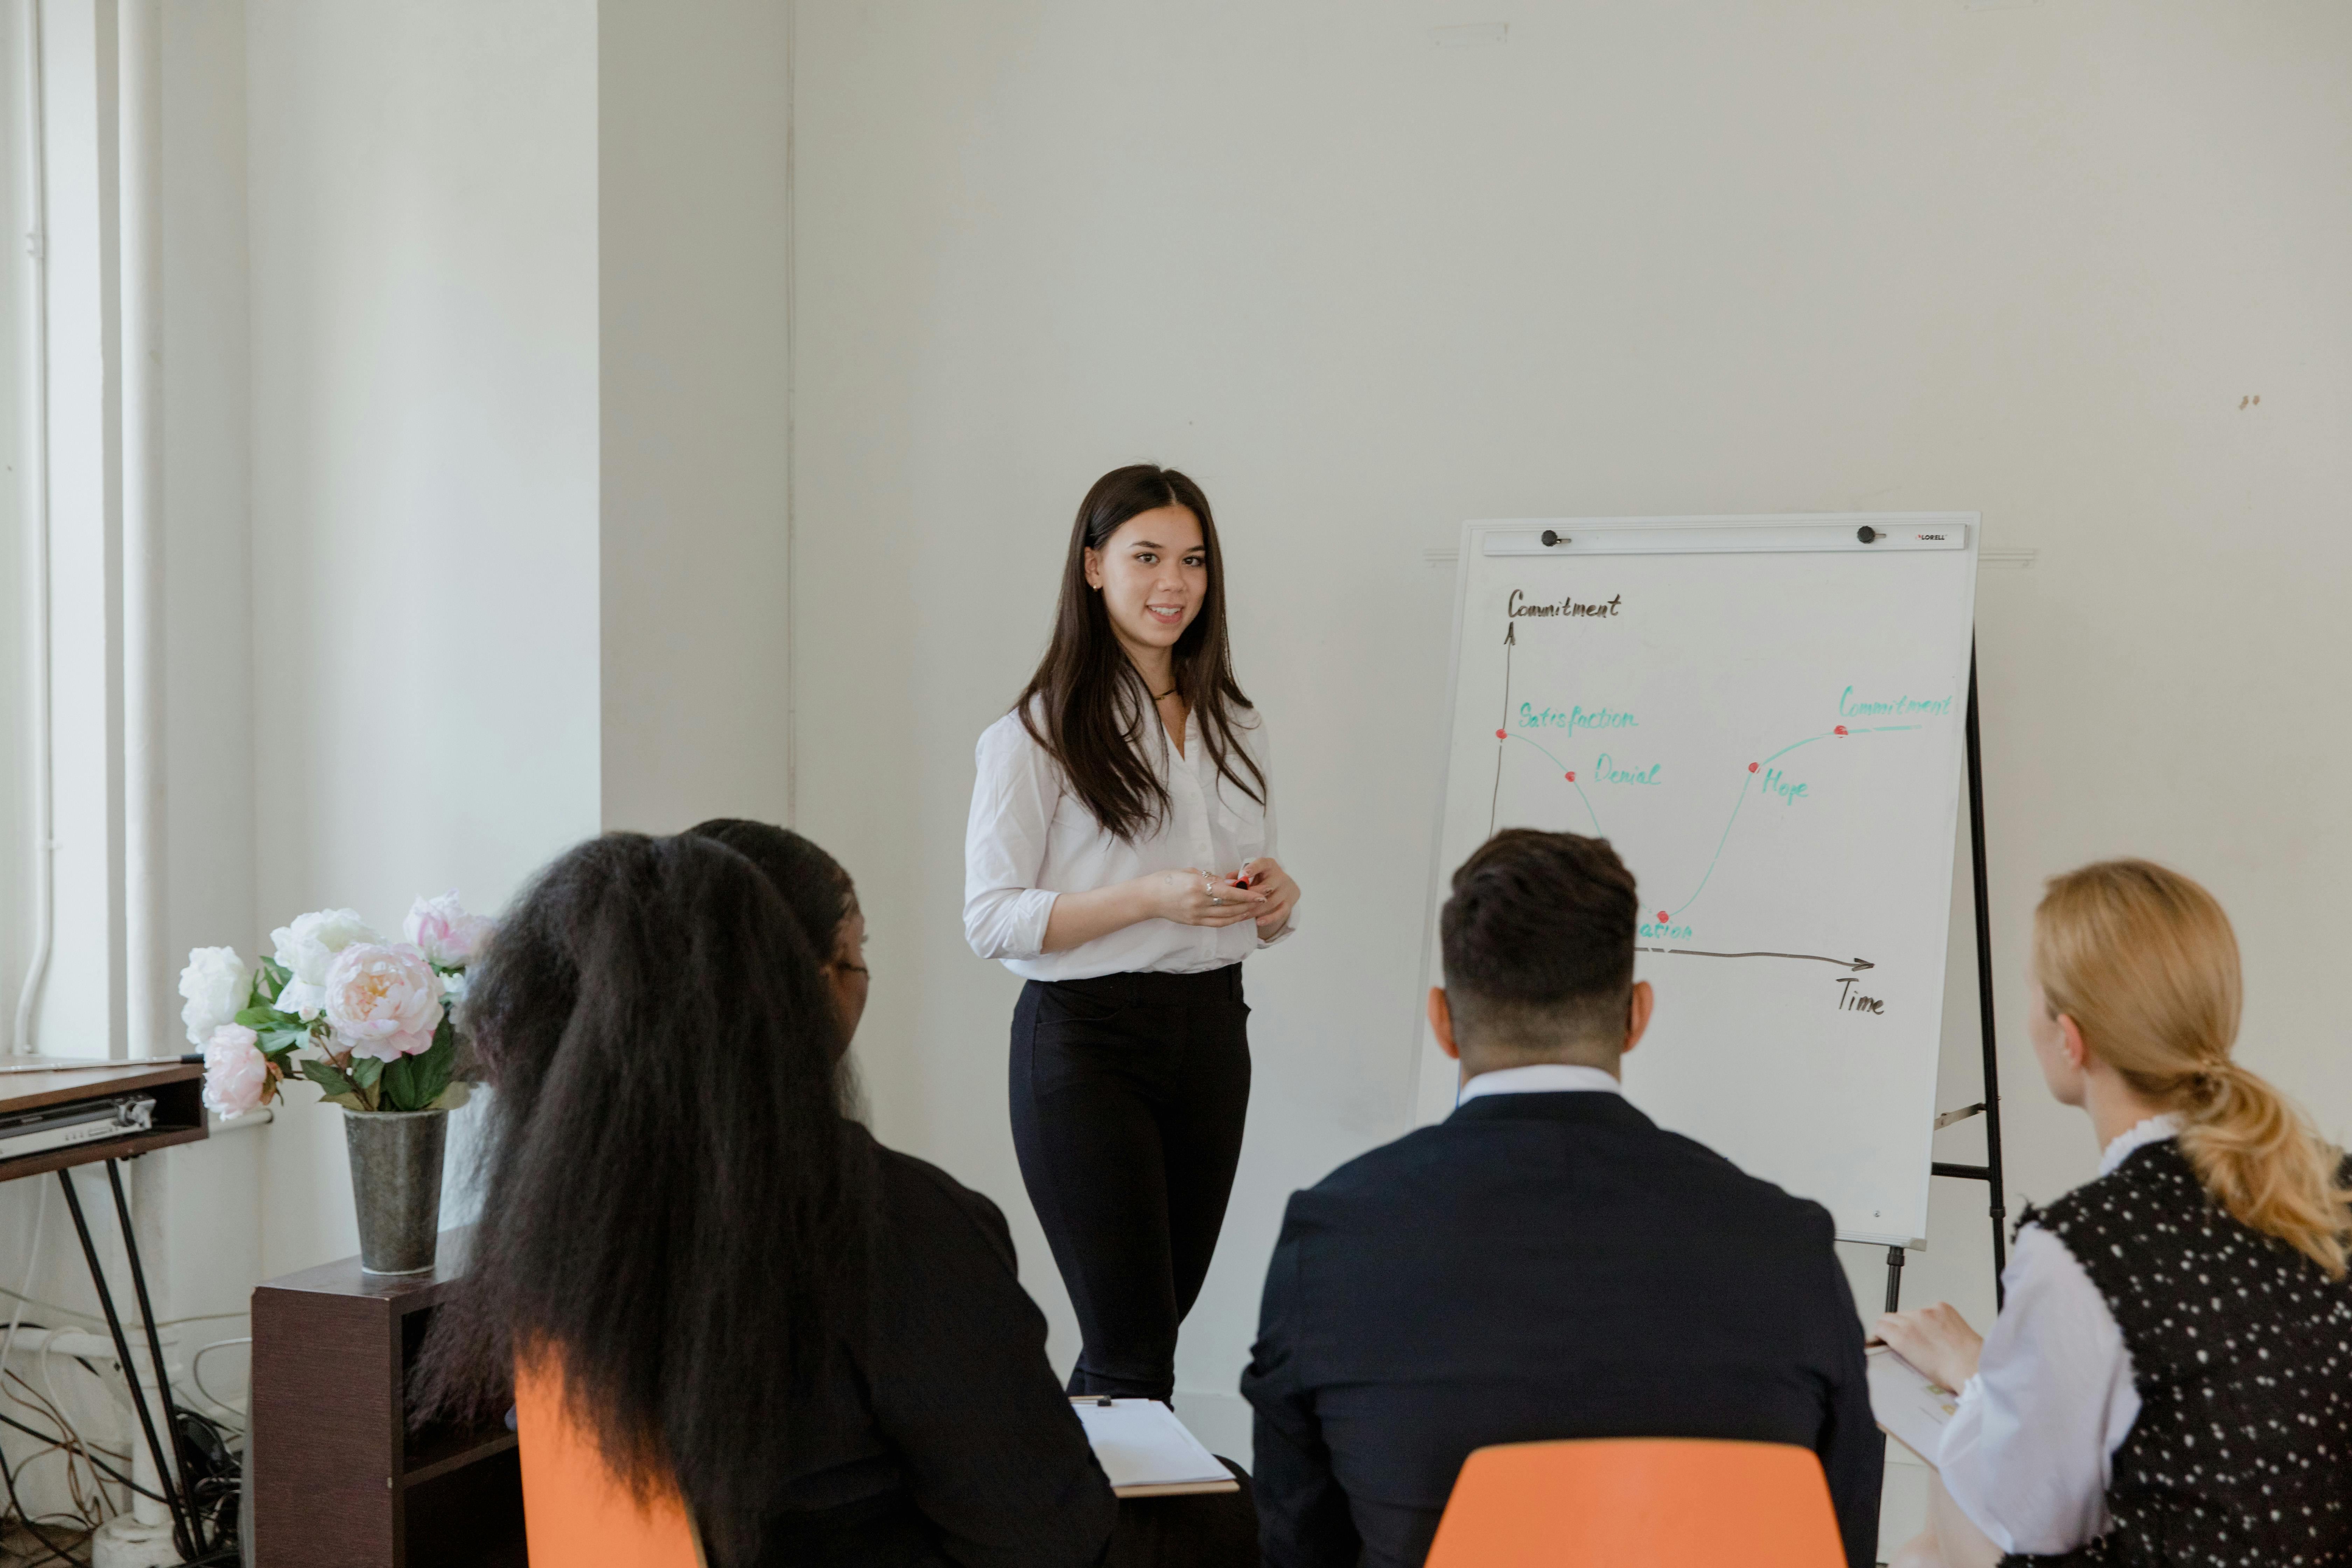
left=1564, top=771, right=1576, bottom=782
left=1834, top=725, right=1849, bottom=736
left=1495, top=728, right=1506, bottom=740
left=1655, top=910, right=1669, bottom=924
left=1748, top=762, right=1759, bottom=773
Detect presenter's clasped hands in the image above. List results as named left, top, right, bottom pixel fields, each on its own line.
left=1039, top=857, right=1299, bottom=951
left=1234, top=856, right=1299, bottom=937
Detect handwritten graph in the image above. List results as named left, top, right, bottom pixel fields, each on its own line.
left=1485, top=622, right=1929, bottom=934
left=1422, top=517, right=1981, bottom=1244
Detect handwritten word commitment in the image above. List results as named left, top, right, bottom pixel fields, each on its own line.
left=1508, top=588, right=1623, bottom=620
left=1839, top=686, right=1953, bottom=719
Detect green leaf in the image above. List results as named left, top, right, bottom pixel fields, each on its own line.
left=258, top=1026, right=309, bottom=1056
left=321, top=1092, right=368, bottom=1112
left=426, top=1081, right=472, bottom=1113
left=348, top=1055, right=385, bottom=1089
left=233, top=1006, right=277, bottom=1028
left=301, top=1058, right=358, bottom=1099
left=382, top=1034, right=455, bottom=1114
left=258, top=958, right=290, bottom=1002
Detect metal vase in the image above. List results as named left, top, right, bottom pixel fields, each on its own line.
left=343, top=1107, right=448, bottom=1275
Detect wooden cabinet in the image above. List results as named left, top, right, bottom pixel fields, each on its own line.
left=250, top=1228, right=525, bottom=1567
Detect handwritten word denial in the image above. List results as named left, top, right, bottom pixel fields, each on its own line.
left=1508, top=588, right=1623, bottom=620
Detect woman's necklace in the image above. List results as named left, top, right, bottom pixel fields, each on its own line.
left=1152, top=687, right=1178, bottom=701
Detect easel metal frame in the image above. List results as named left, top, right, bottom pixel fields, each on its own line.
left=1883, top=645, right=2009, bottom=1315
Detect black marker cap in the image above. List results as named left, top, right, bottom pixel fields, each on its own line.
left=1540, top=529, right=1562, bottom=547
left=1856, top=525, right=1879, bottom=544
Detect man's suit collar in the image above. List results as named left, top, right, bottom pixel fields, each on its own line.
left=1444, top=1090, right=1656, bottom=1130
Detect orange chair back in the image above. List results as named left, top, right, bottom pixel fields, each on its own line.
left=1423, top=1437, right=1846, bottom=1568
left=513, top=1357, right=705, bottom=1568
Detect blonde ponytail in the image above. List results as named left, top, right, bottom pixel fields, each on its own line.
left=2035, top=860, right=2352, bottom=1278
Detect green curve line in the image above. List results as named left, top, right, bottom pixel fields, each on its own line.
left=1504, top=733, right=1602, bottom=835
left=1501, top=723, right=1927, bottom=923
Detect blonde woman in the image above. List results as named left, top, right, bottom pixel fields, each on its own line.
left=1879, top=860, right=2352, bottom=1567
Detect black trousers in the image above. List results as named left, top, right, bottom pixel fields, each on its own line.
left=1009, top=965, right=1252, bottom=1400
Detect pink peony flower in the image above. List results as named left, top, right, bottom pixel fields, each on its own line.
left=404, top=890, right=495, bottom=970
left=203, top=1024, right=271, bottom=1118
left=323, top=943, right=447, bottom=1062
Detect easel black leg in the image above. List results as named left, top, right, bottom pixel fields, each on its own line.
left=1964, top=647, right=2010, bottom=1308
left=56, top=1162, right=201, bottom=1561
left=1883, top=1246, right=1905, bottom=1313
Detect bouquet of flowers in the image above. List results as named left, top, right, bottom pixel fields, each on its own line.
left=179, top=891, right=493, bottom=1119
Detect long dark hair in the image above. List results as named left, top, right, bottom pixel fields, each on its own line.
left=686, top=817, right=856, bottom=955
left=1016, top=463, right=1263, bottom=840
left=411, top=833, right=872, bottom=1563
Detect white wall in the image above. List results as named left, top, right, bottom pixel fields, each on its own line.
left=243, top=0, right=601, bottom=1275
left=792, top=1, right=2352, bottom=1504
left=598, top=0, right=795, bottom=834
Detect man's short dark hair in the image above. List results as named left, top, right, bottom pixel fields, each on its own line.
left=1440, top=829, right=1639, bottom=1064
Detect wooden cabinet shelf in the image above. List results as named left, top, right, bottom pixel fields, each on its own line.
left=251, top=1227, right=526, bottom=1567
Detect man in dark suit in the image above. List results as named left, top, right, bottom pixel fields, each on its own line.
left=1241, top=828, right=1881, bottom=1568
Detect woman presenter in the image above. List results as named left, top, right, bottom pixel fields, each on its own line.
left=965, top=464, right=1300, bottom=1400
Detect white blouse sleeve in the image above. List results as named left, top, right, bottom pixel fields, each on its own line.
left=962, top=717, right=1065, bottom=962
left=1248, top=715, right=1296, bottom=948
left=1937, top=1222, right=2142, bottom=1555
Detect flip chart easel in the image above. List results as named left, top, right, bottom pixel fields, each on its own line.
left=1892, top=648, right=2009, bottom=1312
left=1418, top=515, right=2008, bottom=1308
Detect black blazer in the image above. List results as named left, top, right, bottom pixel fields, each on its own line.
left=748, top=1126, right=1120, bottom=1567
left=1240, top=1091, right=1881, bottom=1568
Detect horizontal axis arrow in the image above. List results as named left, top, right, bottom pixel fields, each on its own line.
left=1640, top=946, right=1874, bottom=973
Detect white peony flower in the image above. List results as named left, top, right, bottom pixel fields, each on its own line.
left=438, top=967, right=470, bottom=1029
left=270, top=908, right=381, bottom=1021
left=178, top=946, right=248, bottom=1048
left=323, top=943, right=446, bottom=1062
left=403, top=890, right=495, bottom=970
left=202, top=1024, right=271, bottom=1118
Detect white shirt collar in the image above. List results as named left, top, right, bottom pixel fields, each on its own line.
left=2098, top=1112, right=2183, bottom=1177
left=1457, top=1062, right=1624, bottom=1105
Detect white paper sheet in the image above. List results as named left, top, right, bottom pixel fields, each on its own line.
left=1868, top=1344, right=1962, bottom=1465
left=1070, top=1398, right=1235, bottom=1496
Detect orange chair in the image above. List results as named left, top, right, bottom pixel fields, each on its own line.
left=1423, top=1438, right=1847, bottom=1568
left=513, top=1357, right=705, bottom=1568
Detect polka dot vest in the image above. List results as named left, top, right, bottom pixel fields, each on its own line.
left=2004, top=1139, right=2352, bottom=1567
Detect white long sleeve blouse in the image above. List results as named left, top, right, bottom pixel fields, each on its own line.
left=1935, top=1116, right=2182, bottom=1555
left=962, top=704, right=1292, bottom=982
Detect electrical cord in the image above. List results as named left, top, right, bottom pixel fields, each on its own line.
left=0, top=1283, right=249, bottom=1334
left=186, top=1338, right=251, bottom=1430
left=0, top=1410, right=164, bottom=1503
left=1, top=1191, right=244, bottom=1560
left=0, top=1423, right=89, bottom=1568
